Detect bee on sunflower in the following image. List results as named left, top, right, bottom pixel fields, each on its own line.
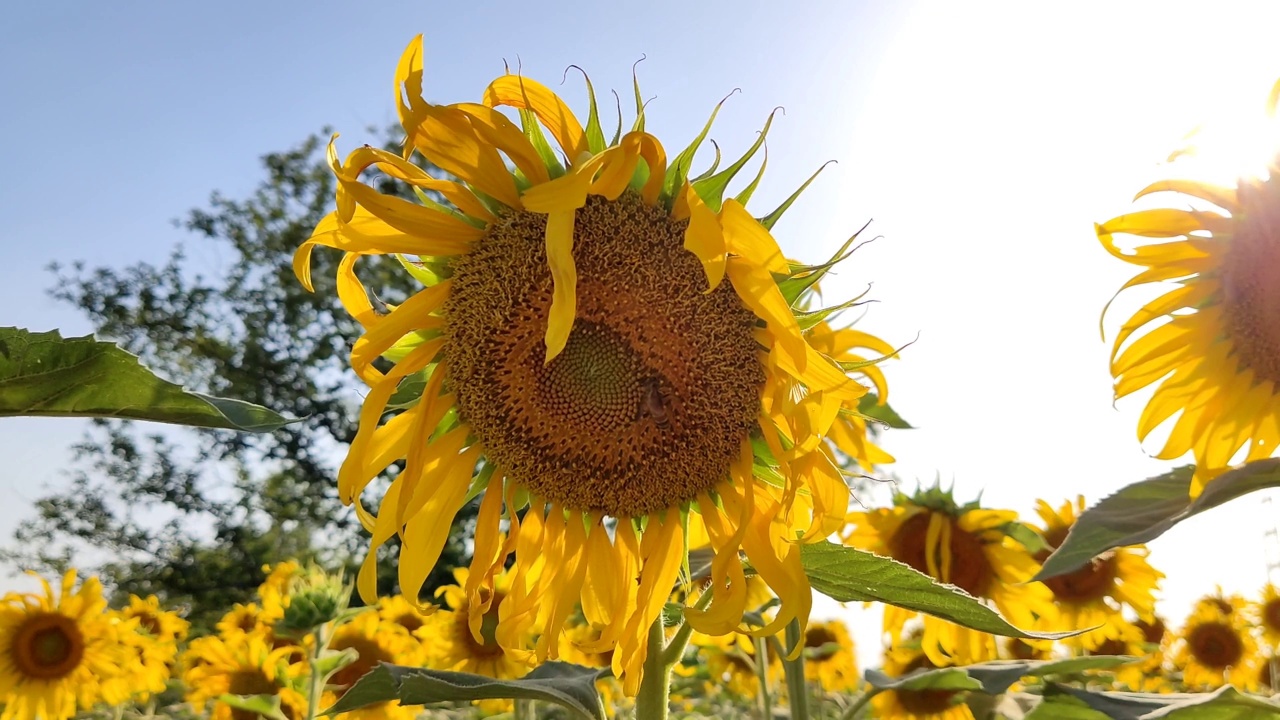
left=872, top=644, right=973, bottom=720
left=1097, top=78, right=1280, bottom=497
left=843, top=485, right=1054, bottom=665
left=295, top=35, right=897, bottom=693
left=1174, top=601, right=1260, bottom=690
left=1031, top=496, right=1162, bottom=648
left=0, top=570, right=137, bottom=720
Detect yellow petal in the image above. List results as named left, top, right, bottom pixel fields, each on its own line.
left=454, top=102, right=552, bottom=186
left=483, top=75, right=589, bottom=161
left=721, top=199, right=789, bottom=274
left=683, top=185, right=727, bottom=291
left=543, top=210, right=578, bottom=363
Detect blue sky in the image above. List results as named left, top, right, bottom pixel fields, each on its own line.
left=4, top=0, right=1280, bottom=666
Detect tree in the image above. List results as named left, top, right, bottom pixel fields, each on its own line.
left=7, top=129, right=475, bottom=631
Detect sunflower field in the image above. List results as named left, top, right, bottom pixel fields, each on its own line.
left=7, top=18, right=1280, bottom=720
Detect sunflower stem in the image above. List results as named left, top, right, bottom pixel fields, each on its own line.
left=636, top=616, right=672, bottom=720
left=661, top=587, right=714, bottom=666
left=305, top=623, right=329, bottom=720
left=754, top=635, right=774, bottom=719
left=836, top=685, right=880, bottom=720
left=782, top=620, right=810, bottom=720
left=513, top=698, right=535, bottom=720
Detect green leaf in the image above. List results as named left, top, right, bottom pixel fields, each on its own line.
left=519, top=108, right=566, bottom=179
left=866, top=657, right=1133, bottom=697
left=856, top=392, right=913, bottom=429
left=326, top=662, right=607, bottom=720
left=692, top=107, right=779, bottom=213
left=1023, top=696, right=1112, bottom=720
left=1034, top=460, right=1280, bottom=581
left=0, top=327, right=295, bottom=432
left=568, top=66, right=607, bottom=155
left=386, top=369, right=430, bottom=411
left=217, top=694, right=289, bottom=720
left=799, top=542, right=1081, bottom=640
left=1052, top=684, right=1280, bottom=720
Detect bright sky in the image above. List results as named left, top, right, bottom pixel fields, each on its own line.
left=3, top=0, right=1280, bottom=672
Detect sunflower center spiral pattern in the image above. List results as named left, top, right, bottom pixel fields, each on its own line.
left=1187, top=621, right=1244, bottom=669
left=444, top=193, right=765, bottom=517
left=889, top=513, right=993, bottom=597
left=10, top=613, right=84, bottom=680
left=1222, top=173, right=1280, bottom=382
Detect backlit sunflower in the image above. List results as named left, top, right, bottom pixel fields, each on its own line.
left=0, top=570, right=134, bottom=720
left=808, top=320, right=897, bottom=471
left=1032, top=496, right=1162, bottom=648
left=182, top=632, right=306, bottom=720
left=1193, top=588, right=1247, bottom=619
left=871, top=645, right=973, bottom=720
left=1254, top=583, right=1280, bottom=649
left=843, top=487, right=1054, bottom=665
left=1097, top=79, right=1280, bottom=497
left=1174, top=602, right=1260, bottom=690
left=327, top=610, right=423, bottom=720
left=296, top=35, right=896, bottom=693
left=802, top=619, right=859, bottom=693
left=430, top=568, right=533, bottom=681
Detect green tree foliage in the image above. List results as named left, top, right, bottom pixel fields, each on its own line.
left=6, top=129, right=475, bottom=631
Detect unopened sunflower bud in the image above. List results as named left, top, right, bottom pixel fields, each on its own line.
left=277, top=565, right=348, bottom=634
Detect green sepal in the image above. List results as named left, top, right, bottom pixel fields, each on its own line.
left=467, top=184, right=509, bottom=218
left=315, top=647, right=361, bottom=683
left=609, top=89, right=623, bottom=146
left=690, top=140, right=722, bottom=183
left=661, top=89, right=739, bottom=208
left=630, top=57, right=646, bottom=133
left=569, top=66, right=607, bottom=155
left=895, top=481, right=982, bottom=516
left=854, top=392, right=913, bottom=429
left=411, top=187, right=485, bottom=228
left=733, top=144, right=768, bottom=206
left=463, top=462, right=498, bottom=504
left=794, top=291, right=874, bottom=332
left=628, top=159, right=651, bottom=194
left=395, top=255, right=440, bottom=287
left=759, top=160, right=836, bottom=231
left=777, top=218, right=871, bottom=307
left=519, top=108, right=566, bottom=179
left=692, top=107, right=780, bottom=213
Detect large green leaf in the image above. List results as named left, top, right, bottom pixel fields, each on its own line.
left=326, top=662, right=607, bottom=720
left=1035, top=461, right=1280, bottom=581
left=865, top=656, right=1133, bottom=696
left=1053, top=684, right=1280, bottom=720
left=0, top=327, right=295, bottom=432
left=800, top=542, right=1080, bottom=640
left=1022, top=696, right=1111, bottom=720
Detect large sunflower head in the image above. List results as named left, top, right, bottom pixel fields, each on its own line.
left=871, top=645, right=974, bottom=720
left=1254, top=583, right=1280, bottom=649
left=1032, top=496, right=1163, bottom=648
left=0, top=570, right=135, bottom=720
left=295, top=35, right=898, bottom=694
left=1174, top=602, right=1260, bottom=691
left=843, top=486, right=1054, bottom=665
left=1097, top=79, right=1280, bottom=497
left=181, top=632, right=307, bottom=720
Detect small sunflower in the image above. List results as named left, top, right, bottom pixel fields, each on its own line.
left=182, top=631, right=306, bottom=720
left=121, top=594, right=189, bottom=648
left=694, top=631, right=780, bottom=700
left=103, top=611, right=171, bottom=703
left=376, top=594, right=435, bottom=643
left=297, top=35, right=897, bottom=693
left=1097, top=78, right=1280, bottom=496
left=1116, top=615, right=1175, bottom=692
left=1032, top=496, right=1162, bottom=648
left=258, top=561, right=301, bottom=620
left=1175, top=602, right=1260, bottom=690
left=1254, top=583, right=1280, bottom=649
left=0, top=570, right=135, bottom=720
left=807, top=320, right=898, bottom=471
left=844, top=487, right=1054, bottom=665
left=1193, top=589, right=1247, bottom=618
left=802, top=620, right=859, bottom=694
left=1000, top=637, right=1050, bottom=661
left=217, top=602, right=268, bottom=638
left=871, top=645, right=973, bottom=720
left=430, top=568, right=533, bottom=681
left=327, top=610, right=422, bottom=720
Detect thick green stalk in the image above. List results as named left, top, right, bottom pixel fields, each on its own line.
left=636, top=616, right=672, bottom=720
left=837, top=686, right=880, bottom=720
left=754, top=635, right=774, bottom=719
left=305, top=624, right=329, bottom=720
left=782, top=620, right=810, bottom=720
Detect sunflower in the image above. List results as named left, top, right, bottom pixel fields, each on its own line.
left=1193, top=588, right=1247, bottom=619
left=430, top=568, right=533, bottom=681
left=871, top=645, right=973, bottom=720
left=1032, top=496, right=1162, bottom=648
left=217, top=602, right=268, bottom=638
left=807, top=320, right=897, bottom=471
left=1174, top=602, right=1260, bottom=690
left=0, top=570, right=135, bottom=720
left=295, top=35, right=895, bottom=693
left=103, top=609, right=173, bottom=704
left=1000, top=637, right=1050, bottom=661
left=182, top=632, right=307, bottom=720
left=1096, top=78, right=1280, bottom=496
left=1114, top=615, right=1175, bottom=692
left=1254, top=583, right=1280, bottom=649
left=120, top=594, right=189, bottom=648
left=694, top=631, right=780, bottom=700
left=376, top=594, right=435, bottom=643
left=802, top=619, right=859, bottom=693
left=843, top=487, right=1054, bottom=665
left=327, top=610, right=422, bottom=720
